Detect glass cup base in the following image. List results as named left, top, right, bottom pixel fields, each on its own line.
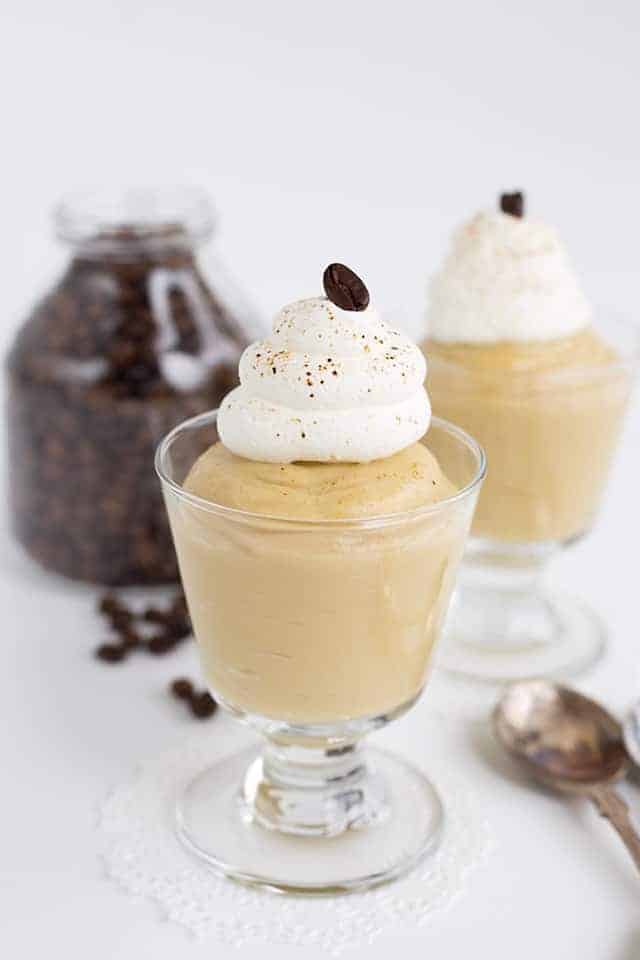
left=438, top=590, right=606, bottom=683
left=176, top=745, right=444, bottom=895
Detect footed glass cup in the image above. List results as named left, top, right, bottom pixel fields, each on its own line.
left=426, top=314, right=639, bottom=682
left=156, top=411, right=484, bottom=893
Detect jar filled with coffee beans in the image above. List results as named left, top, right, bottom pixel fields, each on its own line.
left=7, top=187, right=250, bottom=585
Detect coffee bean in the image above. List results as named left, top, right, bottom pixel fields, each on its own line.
left=170, top=677, right=194, bottom=700
left=500, top=191, right=525, bottom=218
left=164, top=620, right=191, bottom=643
left=96, top=642, right=127, bottom=663
left=99, top=593, right=120, bottom=616
left=147, top=634, right=176, bottom=655
left=109, top=610, right=134, bottom=633
left=190, top=691, right=217, bottom=719
left=322, top=263, right=370, bottom=312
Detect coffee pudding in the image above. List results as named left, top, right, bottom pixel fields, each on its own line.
left=424, top=194, right=632, bottom=544
left=166, top=266, right=478, bottom=723
left=178, top=440, right=460, bottom=722
left=157, top=265, right=485, bottom=891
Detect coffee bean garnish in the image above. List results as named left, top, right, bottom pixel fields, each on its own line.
left=500, top=191, right=525, bottom=218
left=322, top=263, right=370, bottom=312
left=169, top=678, right=217, bottom=719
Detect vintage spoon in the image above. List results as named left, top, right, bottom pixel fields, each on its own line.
left=493, top=680, right=640, bottom=872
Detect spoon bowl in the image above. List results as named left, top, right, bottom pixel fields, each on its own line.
left=494, top=680, right=628, bottom=790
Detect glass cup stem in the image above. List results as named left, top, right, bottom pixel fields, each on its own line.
left=240, top=739, right=389, bottom=837
left=440, top=537, right=606, bottom=681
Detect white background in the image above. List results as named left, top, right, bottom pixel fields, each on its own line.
left=1, top=2, right=639, bottom=958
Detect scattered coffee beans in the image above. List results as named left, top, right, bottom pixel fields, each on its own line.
left=95, top=590, right=217, bottom=721
left=169, top=678, right=217, bottom=719
left=94, top=588, right=191, bottom=662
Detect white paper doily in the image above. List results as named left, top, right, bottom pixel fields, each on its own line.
left=98, top=728, right=493, bottom=954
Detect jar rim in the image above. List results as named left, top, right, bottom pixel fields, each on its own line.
left=54, top=185, right=215, bottom=251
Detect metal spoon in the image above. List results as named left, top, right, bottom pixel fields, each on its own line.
left=493, top=680, right=640, bottom=872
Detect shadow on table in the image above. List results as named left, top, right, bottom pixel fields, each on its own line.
left=469, top=715, right=639, bottom=898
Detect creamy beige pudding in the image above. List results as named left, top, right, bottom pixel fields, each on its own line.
left=167, top=265, right=477, bottom=724
left=423, top=195, right=632, bottom=544
left=173, top=441, right=464, bottom=722
left=426, top=328, right=629, bottom=542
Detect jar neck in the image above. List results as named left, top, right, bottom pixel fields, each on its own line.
left=69, top=230, right=200, bottom=265
left=55, top=187, right=215, bottom=263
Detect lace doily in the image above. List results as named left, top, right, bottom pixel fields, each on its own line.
left=98, top=728, right=492, bottom=954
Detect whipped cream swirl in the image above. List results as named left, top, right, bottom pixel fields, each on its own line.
left=218, top=297, right=430, bottom=463
left=427, top=210, right=592, bottom=343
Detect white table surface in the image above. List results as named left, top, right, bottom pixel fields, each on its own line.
left=2, top=2, right=640, bottom=955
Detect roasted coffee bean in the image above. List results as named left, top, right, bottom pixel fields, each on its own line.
left=322, top=263, right=370, bottom=312
left=99, top=593, right=120, bottom=616
left=190, top=691, right=217, bottom=719
left=142, top=607, right=167, bottom=625
left=7, top=225, right=247, bottom=586
left=96, top=642, right=127, bottom=663
left=98, top=592, right=135, bottom=634
left=163, top=620, right=192, bottom=643
left=147, top=634, right=176, bottom=655
left=108, top=610, right=135, bottom=633
left=500, top=191, right=525, bottom=218
left=170, top=677, right=194, bottom=700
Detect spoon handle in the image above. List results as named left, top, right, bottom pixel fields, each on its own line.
left=587, top=784, right=640, bottom=872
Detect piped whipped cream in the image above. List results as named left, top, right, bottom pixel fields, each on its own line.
left=218, top=296, right=430, bottom=463
left=427, top=210, right=592, bottom=343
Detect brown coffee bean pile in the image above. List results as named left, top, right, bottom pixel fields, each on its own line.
left=95, top=589, right=192, bottom=662
left=7, top=231, right=246, bottom=586
left=170, top=677, right=218, bottom=719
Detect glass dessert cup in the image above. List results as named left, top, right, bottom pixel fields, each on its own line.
left=156, top=411, right=485, bottom=894
left=426, top=314, right=639, bottom=683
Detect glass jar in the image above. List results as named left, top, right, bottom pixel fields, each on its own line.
left=6, top=187, right=250, bottom=585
